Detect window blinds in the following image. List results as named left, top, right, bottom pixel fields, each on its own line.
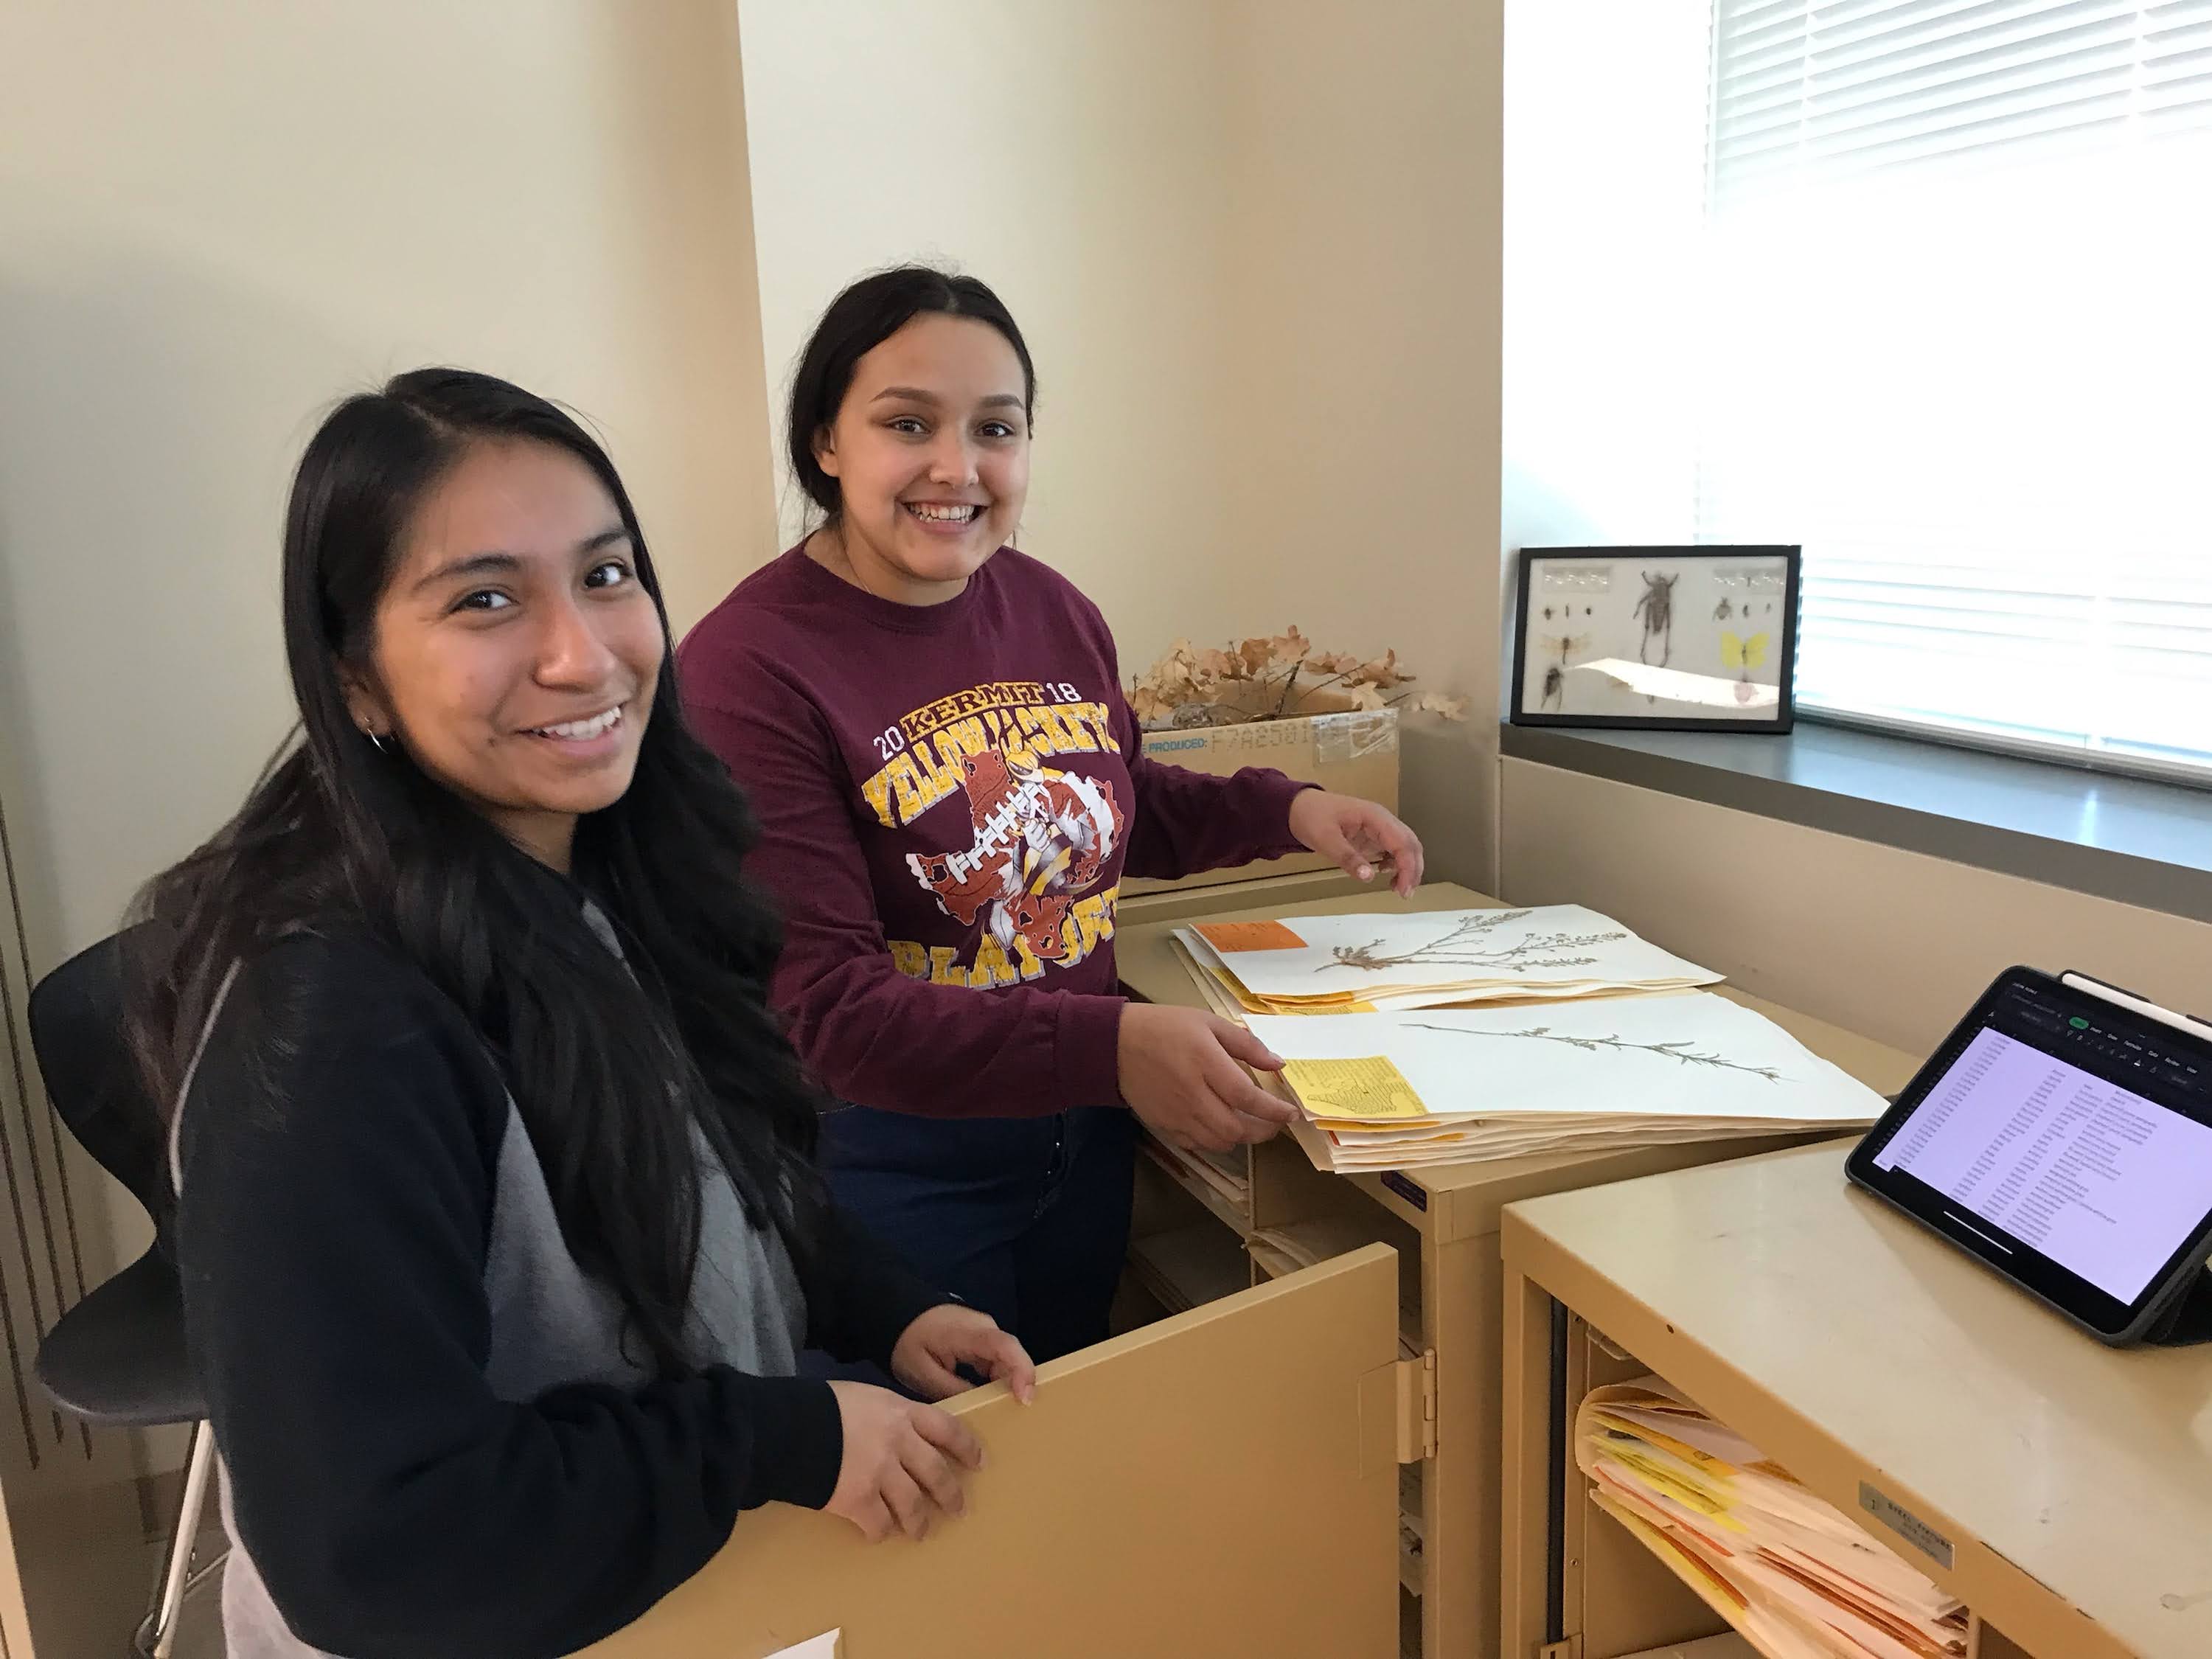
left=1698, top=1, right=2212, bottom=777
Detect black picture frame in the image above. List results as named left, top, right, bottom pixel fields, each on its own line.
left=1508, top=545, right=1801, bottom=734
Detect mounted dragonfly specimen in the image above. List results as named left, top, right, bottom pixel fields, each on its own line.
left=1537, top=632, right=1591, bottom=712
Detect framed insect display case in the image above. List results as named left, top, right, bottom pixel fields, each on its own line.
left=1508, top=546, right=1801, bottom=733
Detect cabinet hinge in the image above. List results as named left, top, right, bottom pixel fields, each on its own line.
left=1589, top=1326, right=1635, bottom=1363
left=1394, top=1349, right=1439, bottom=1462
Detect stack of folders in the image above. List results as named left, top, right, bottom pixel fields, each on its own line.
left=1245, top=995, right=1886, bottom=1173
left=1578, top=1385, right=1969, bottom=1659
left=1171, top=905, right=1723, bottom=1015
left=1168, top=905, right=1884, bottom=1174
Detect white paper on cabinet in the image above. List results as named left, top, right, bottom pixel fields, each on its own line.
left=1200, top=905, right=1720, bottom=1002
left=1246, top=993, right=1885, bottom=1127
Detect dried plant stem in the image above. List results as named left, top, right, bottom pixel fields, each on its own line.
left=1402, top=1022, right=1785, bottom=1082
left=1325, top=914, right=1633, bottom=976
left=1281, top=667, right=1360, bottom=712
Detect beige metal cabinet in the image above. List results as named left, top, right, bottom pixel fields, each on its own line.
left=1114, top=884, right=1917, bottom=1659
left=1500, top=1142, right=2212, bottom=1659
left=588, top=1245, right=1409, bottom=1658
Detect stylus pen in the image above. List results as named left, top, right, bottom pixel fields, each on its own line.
left=2060, top=970, right=2212, bottom=1044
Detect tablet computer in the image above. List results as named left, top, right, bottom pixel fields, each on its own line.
left=1846, top=965, right=2212, bottom=1345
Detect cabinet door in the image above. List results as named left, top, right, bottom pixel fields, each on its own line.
left=588, top=1244, right=1405, bottom=1659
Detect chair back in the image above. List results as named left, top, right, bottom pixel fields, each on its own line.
left=27, top=932, right=173, bottom=1248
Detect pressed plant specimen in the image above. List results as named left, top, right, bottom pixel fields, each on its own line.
left=1324, top=912, right=1627, bottom=976
left=1404, top=1021, right=1786, bottom=1081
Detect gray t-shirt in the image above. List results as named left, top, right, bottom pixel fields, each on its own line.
left=216, top=1104, right=807, bottom=1659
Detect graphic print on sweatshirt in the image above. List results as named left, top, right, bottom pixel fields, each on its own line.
left=858, top=679, right=1126, bottom=988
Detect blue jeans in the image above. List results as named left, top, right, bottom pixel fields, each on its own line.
left=816, top=1103, right=1138, bottom=1373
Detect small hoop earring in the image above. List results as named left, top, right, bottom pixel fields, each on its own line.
left=366, top=729, right=395, bottom=756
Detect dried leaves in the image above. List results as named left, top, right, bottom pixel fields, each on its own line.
left=1128, top=627, right=1471, bottom=731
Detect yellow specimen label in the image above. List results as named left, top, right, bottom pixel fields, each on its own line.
left=1282, top=1056, right=1428, bottom=1121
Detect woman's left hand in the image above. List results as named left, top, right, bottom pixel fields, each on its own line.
left=891, top=1304, right=1038, bottom=1404
left=1287, top=790, right=1425, bottom=898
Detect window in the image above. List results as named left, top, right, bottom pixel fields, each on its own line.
left=1696, top=1, right=2212, bottom=781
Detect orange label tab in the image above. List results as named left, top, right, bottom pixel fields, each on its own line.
left=1195, top=919, right=1308, bottom=953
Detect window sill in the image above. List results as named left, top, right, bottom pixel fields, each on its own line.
left=1498, top=719, right=2212, bottom=926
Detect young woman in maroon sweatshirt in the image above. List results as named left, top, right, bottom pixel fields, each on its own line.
left=680, top=268, right=1423, bottom=1363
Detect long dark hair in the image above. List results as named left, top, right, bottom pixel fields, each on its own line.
left=788, top=265, right=1037, bottom=524
left=128, top=367, right=827, bottom=1371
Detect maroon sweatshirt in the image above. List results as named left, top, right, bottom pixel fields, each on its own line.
left=678, top=545, right=1310, bottom=1119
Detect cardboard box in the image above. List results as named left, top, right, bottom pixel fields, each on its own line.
left=1125, top=689, right=1400, bottom=897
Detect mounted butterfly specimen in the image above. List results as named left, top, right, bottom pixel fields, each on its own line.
left=1721, top=629, right=1770, bottom=704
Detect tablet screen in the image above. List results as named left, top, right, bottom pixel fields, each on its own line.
left=1865, top=973, right=2212, bottom=1309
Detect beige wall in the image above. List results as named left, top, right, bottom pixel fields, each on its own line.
left=1217, top=0, right=1507, bottom=886
left=737, top=0, right=1242, bottom=657
left=739, top=0, right=1507, bottom=879
left=0, top=0, right=774, bottom=968
left=1500, top=759, right=2212, bottom=1059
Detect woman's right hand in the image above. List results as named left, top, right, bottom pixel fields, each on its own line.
left=824, top=1381, right=984, bottom=1542
left=1116, top=1003, right=1299, bottom=1153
